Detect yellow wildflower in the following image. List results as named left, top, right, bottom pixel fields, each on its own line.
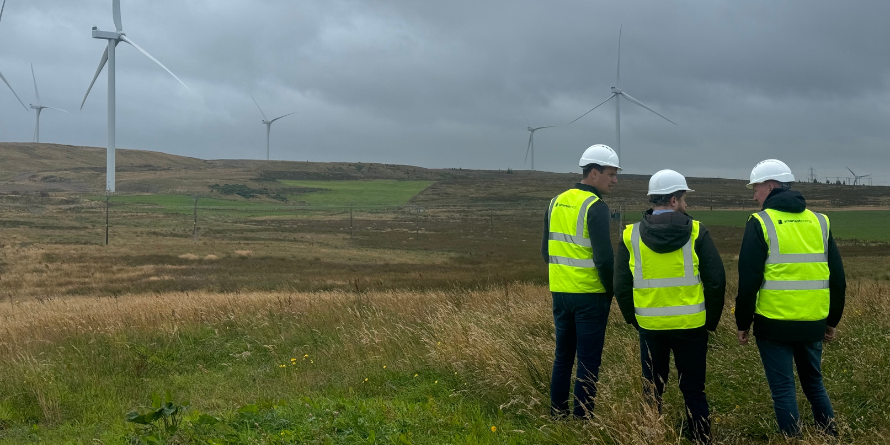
left=491, top=426, right=497, bottom=433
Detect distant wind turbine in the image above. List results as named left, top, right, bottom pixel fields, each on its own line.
left=0, top=0, right=28, bottom=114
left=846, top=167, right=870, bottom=185
left=251, top=95, right=295, bottom=161
left=80, top=0, right=190, bottom=193
left=525, top=125, right=555, bottom=171
left=29, top=64, right=67, bottom=143
left=568, top=25, right=676, bottom=161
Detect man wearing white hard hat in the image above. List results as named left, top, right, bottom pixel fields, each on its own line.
left=736, top=159, right=845, bottom=437
left=542, top=144, right=619, bottom=418
left=614, top=169, right=725, bottom=443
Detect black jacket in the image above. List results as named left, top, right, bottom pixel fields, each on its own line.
left=541, top=183, right=614, bottom=297
left=735, top=188, right=846, bottom=343
left=614, top=210, right=726, bottom=331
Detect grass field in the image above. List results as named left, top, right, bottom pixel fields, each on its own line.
left=279, top=180, right=434, bottom=207
left=0, top=280, right=887, bottom=444
left=1, top=146, right=889, bottom=443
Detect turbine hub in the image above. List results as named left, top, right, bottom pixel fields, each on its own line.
left=611, top=86, right=621, bottom=93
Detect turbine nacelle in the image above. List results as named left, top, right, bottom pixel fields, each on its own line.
left=611, top=86, right=622, bottom=93
left=92, top=29, right=123, bottom=40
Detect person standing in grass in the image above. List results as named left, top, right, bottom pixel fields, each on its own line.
left=736, top=159, right=845, bottom=437
left=542, top=144, right=619, bottom=419
left=614, top=169, right=725, bottom=444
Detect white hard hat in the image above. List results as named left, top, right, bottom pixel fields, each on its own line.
left=648, top=169, right=694, bottom=195
left=747, top=159, right=795, bottom=189
left=579, top=144, right=621, bottom=170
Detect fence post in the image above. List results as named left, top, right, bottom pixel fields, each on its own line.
left=490, top=214, right=494, bottom=237
left=350, top=204, right=354, bottom=238
left=105, top=193, right=110, bottom=245
left=193, top=197, right=198, bottom=243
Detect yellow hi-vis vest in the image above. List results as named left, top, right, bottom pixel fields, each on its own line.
left=623, top=220, right=705, bottom=330
left=547, top=189, right=606, bottom=293
left=751, top=209, right=830, bottom=321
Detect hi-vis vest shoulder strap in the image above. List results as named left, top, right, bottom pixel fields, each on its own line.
left=752, top=209, right=831, bottom=321
left=624, top=220, right=705, bottom=330
left=547, top=189, right=606, bottom=293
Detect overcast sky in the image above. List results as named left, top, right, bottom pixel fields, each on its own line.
left=0, top=0, right=888, bottom=183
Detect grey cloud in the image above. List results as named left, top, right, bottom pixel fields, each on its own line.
left=0, top=0, right=888, bottom=184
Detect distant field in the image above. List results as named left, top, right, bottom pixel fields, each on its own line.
left=280, top=180, right=433, bottom=207
left=625, top=210, right=890, bottom=242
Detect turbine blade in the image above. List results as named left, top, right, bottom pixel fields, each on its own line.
left=535, top=125, right=557, bottom=130
left=617, top=24, right=622, bottom=87
left=119, top=35, right=190, bottom=92
left=113, top=0, right=122, bottom=32
left=0, top=0, right=6, bottom=23
left=0, top=69, right=28, bottom=111
left=81, top=47, right=109, bottom=109
left=524, top=132, right=533, bottom=164
left=31, top=64, right=41, bottom=104
left=621, top=92, right=677, bottom=125
left=846, top=167, right=855, bottom=176
left=566, top=94, right=615, bottom=125
left=46, top=106, right=68, bottom=113
left=270, top=112, right=296, bottom=123
left=250, top=95, right=267, bottom=120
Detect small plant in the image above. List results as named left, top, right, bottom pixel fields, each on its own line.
left=126, top=391, right=189, bottom=444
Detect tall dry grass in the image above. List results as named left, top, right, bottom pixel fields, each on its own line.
left=0, top=276, right=887, bottom=443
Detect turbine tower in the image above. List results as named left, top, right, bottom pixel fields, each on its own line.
left=525, top=125, right=555, bottom=171
left=251, top=95, right=295, bottom=161
left=846, top=167, right=870, bottom=186
left=29, top=64, right=67, bottom=143
left=81, top=0, right=189, bottom=193
left=0, top=0, right=28, bottom=115
left=568, top=25, right=676, bottom=161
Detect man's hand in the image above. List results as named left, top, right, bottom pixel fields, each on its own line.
left=737, top=329, right=750, bottom=345
left=824, top=326, right=837, bottom=342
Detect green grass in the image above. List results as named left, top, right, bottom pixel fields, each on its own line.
left=625, top=210, right=890, bottom=242
left=280, top=180, right=434, bottom=207
left=1, top=282, right=888, bottom=444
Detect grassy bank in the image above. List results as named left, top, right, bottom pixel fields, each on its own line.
left=0, top=279, right=887, bottom=444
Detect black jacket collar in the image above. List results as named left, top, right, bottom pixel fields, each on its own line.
left=574, top=182, right=603, bottom=198
left=762, top=188, right=807, bottom=213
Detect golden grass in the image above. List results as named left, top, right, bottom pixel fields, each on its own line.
left=0, top=277, right=886, bottom=443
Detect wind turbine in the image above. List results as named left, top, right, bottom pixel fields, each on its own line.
left=29, top=64, right=67, bottom=143
left=525, top=125, right=555, bottom=171
left=251, top=95, right=295, bottom=161
left=846, top=167, right=870, bottom=185
left=0, top=0, right=28, bottom=114
left=80, top=0, right=190, bottom=193
left=568, top=25, right=676, bottom=161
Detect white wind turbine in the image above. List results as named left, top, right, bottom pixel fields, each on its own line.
left=80, top=0, right=190, bottom=193
left=568, top=25, right=676, bottom=161
left=251, top=95, right=295, bottom=161
left=846, top=167, right=870, bottom=186
left=0, top=0, right=28, bottom=115
left=29, top=64, right=67, bottom=143
left=525, top=125, right=555, bottom=171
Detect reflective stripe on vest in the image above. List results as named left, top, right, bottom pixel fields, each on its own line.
left=753, top=209, right=831, bottom=322
left=631, top=223, right=701, bottom=289
left=757, top=210, right=829, bottom=291
left=624, top=221, right=706, bottom=329
left=547, top=190, right=605, bottom=293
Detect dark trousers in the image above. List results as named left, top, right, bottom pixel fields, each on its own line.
left=639, top=327, right=711, bottom=443
left=756, top=338, right=836, bottom=436
left=550, top=293, right=611, bottom=418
